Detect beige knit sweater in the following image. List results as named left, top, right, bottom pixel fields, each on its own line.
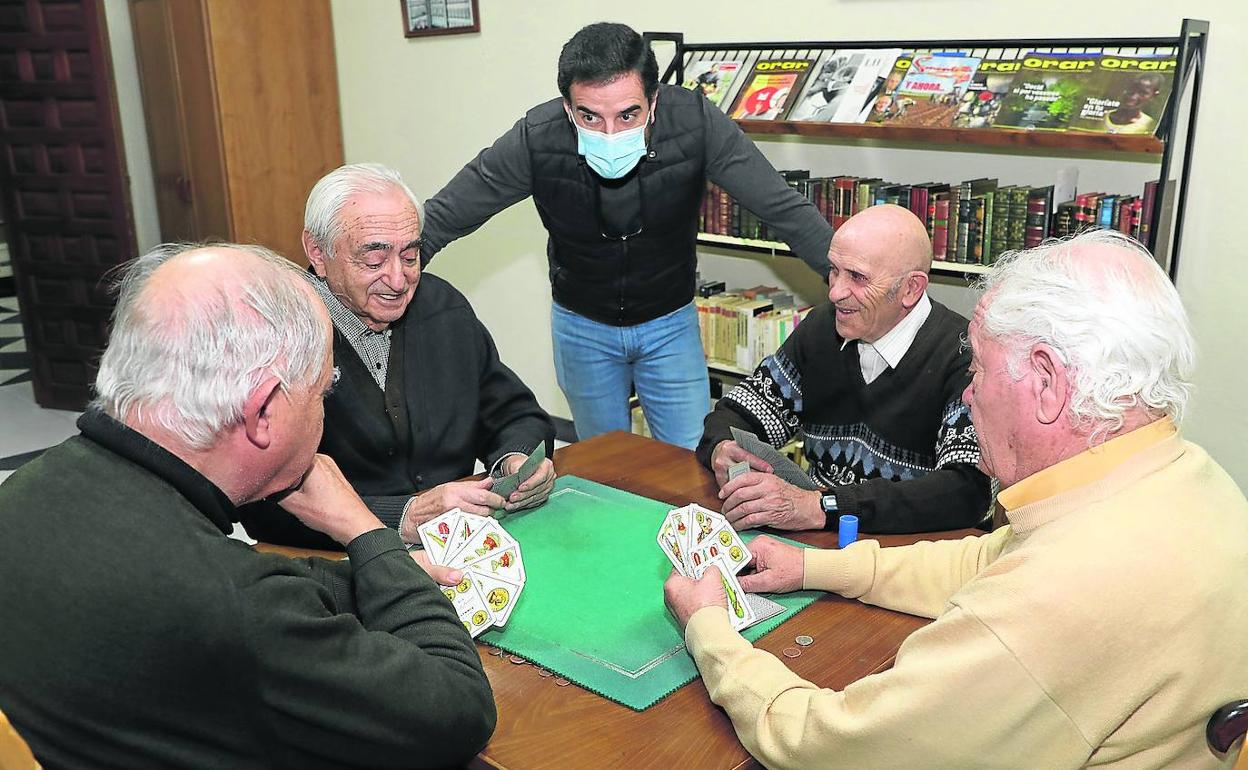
left=686, top=422, right=1248, bottom=768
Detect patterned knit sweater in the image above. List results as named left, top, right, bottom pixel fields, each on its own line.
left=697, top=299, right=990, bottom=533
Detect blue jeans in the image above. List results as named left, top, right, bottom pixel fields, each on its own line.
left=552, top=302, right=710, bottom=450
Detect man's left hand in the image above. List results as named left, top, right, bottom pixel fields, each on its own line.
left=501, top=454, right=556, bottom=512
left=720, top=472, right=824, bottom=531
left=663, top=565, right=729, bottom=632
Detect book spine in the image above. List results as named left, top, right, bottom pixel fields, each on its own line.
left=932, top=197, right=950, bottom=261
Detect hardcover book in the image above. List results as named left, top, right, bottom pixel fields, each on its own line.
left=728, top=58, right=815, bottom=120
left=994, top=52, right=1102, bottom=131
left=1066, top=53, right=1177, bottom=135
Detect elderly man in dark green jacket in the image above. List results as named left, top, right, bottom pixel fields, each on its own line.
left=0, top=242, right=496, bottom=768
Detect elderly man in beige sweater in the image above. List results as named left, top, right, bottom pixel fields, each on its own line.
left=665, top=228, right=1248, bottom=768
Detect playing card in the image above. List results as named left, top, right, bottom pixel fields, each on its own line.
left=702, top=556, right=758, bottom=631
left=688, top=522, right=752, bottom=576
left=417, top=508, right=462, bottom=565
left=730, top=426, right=821, bottom=491
left=491, top=442, right=548, bottom=501
left=688, top=504, right=723, bottom=551
left=656, top=512, right=690, bottom=576
left=727, top=460, right=750, bottom=481
left=441, top=575, right=496, bottom=638
left=443, top=511, right=490, bottom=562
left=470, top=570, right=525, bottom=627
left=462, top=543, right=526, bottom=584
left=448, top=520, right=517, bottom=567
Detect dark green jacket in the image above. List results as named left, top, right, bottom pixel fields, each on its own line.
left=0, top=409, right=496, bottom=768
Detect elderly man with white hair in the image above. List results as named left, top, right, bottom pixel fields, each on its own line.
left=665, top=229, right=1248, bottom=768
left=238, top=162, right=556, bottom=550
left=0, top=243, right=496, bottom=767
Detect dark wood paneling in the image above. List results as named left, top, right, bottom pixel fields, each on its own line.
left=0, top=0, right=136, bottom=409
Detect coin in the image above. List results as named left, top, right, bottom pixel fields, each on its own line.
left=795, top=635, right=814, bottom=647
left=537, top=669, right=553, bottom=678
left=554, top=678, right=571, bottom=687
left=508, top=655, right=527, bottom=665
left=488, top=647, right=504, bottom=657
left=781, top=646, right=802, bottom=659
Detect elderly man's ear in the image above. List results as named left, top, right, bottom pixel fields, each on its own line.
left=302, top=230, right=327, bottom=278
left=901, top=271, right=929, bottom=309
left=1030, top=345, right=1069, bottom=425
left=242, top=376, right=284, bottom=450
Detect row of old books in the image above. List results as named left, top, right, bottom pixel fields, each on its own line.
left=699, top=175, right=1162, bottom=266
left=695, top=280, right=812, bottom=372
left=683, top=48, right=1176, bottom=136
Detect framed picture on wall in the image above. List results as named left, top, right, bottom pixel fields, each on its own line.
left=403, top=0, right=480, bottom=38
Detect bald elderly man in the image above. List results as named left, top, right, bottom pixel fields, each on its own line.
left=0, top=244, right=495, bottom=766
left=697, top=205, right=990, bottom=534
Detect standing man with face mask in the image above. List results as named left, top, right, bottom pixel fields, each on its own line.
left=420, top=22, right=834, bottom=450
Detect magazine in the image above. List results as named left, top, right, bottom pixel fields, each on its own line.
left=876, top=53, right=981, bottom=128
left=681, top=59, right=744, bottom=110
left=951, top=55, right=1025, bottom=128
left=1066, top=53, right=1176, bottom=135
left=728, top=58, right=815, bottom=120
left=993, top=53, right=1102, bottom=131
left=787, top=49, right=902, bottom=124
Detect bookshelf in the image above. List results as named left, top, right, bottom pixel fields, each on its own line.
left=699, top=232, right=994, bottom=278
left=647, top=19, right=1208, bottom=282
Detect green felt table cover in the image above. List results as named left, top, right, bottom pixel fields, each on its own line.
left=479, top=475, right=820, bottom=711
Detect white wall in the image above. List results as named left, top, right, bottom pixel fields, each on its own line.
left=325, top=3, right=1247, bottom=489
left=102, top=0, right=161, bottom=252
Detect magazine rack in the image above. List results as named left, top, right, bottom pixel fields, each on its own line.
left=645, top=20, right=1208, bottom=281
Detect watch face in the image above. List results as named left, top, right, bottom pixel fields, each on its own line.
left=821, top=494, right=838, bottom=513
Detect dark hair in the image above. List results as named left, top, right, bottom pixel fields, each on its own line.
left=557, top=22, right=659, bottom=102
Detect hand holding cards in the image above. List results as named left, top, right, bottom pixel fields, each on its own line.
left=657, top=504, right=757, bottom=631
left=418, top=508, right=526, bottom=637
left=729, top=426, right=820, bottom=491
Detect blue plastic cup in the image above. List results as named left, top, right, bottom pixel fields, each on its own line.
left=838, top=514, right=859, bottom=549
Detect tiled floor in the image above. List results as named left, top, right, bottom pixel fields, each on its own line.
left=0, top=255, right=76, bottom=487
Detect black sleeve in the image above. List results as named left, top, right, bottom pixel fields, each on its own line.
left=701, top=96, right=834, bottom=279
left=467, top=310, right=556, bottom=470
left=420, top=116, right=534, bottom=265
left=696, top=331, right=808, bottom=468
left=246, top=528, right=496, bottom=768
left=833, top=352, right=992, bottom=534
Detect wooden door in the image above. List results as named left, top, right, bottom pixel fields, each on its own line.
left=0, top=0, right=137, bottom=410
left=128, top=0, right=229, bottom=245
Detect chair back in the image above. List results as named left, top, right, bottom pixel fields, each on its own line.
left=0, top=708, right=41, bottom=769
left=1208, top=699, right=1248, bottom=766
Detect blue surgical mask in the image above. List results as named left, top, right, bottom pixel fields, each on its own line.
left=573, top=121, right=648, bottom=179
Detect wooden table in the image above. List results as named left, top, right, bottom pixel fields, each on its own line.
left=259, top=432, right=976, bottom=769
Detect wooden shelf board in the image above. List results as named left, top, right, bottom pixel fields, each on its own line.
left=737, top=120, right=1163, bottom=155
left=697, top=235, right=995, bottom=276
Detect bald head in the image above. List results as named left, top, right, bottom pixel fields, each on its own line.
left=95, top=242, right=331, bottom=451
left=832, top=204, right=933, bottom=277
left=825, top=205, right=933, bottom=344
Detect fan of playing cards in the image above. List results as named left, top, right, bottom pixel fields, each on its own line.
left=418, top=509, right=526, bottom=638
left=657, top=504, right=760, bottom=631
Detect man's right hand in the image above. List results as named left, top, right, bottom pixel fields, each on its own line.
left=277, top=454, right=385, bottom=546
left=710, top=439, right=773, bottom=487
left=737, top=535, right=805, bottom=594
left=399, top=478, right=505, bottom=542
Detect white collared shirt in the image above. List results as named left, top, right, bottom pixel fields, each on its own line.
left=841, top=293, right=932, bottom=384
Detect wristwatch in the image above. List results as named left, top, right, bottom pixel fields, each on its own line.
left=819, top=492, right=839, bottom=529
